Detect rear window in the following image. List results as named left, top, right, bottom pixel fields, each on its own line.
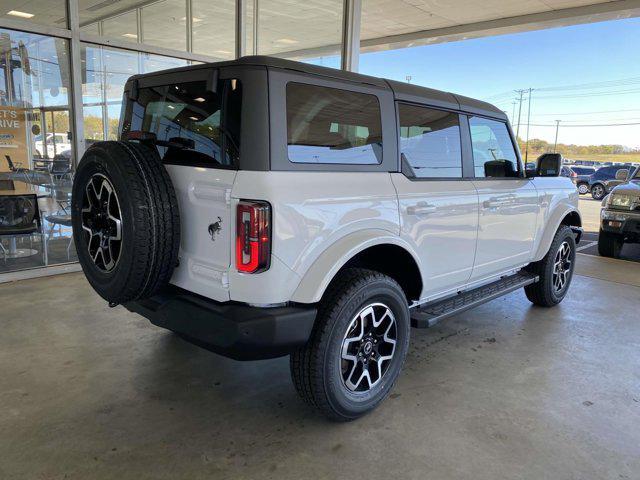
left=286, top=83, right=382, bottom=165
left=124, top=77, right=242, bottom=168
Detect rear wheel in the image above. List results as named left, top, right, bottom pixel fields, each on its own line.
left=591, top=183, right=606, bottom=200
left=290, top=268, right=410, bottom=421
left=525, top=225, right=576, bottom=307
left=598, top=229, right=623, bottom=258
left=577, top=183, right=589, bottom=195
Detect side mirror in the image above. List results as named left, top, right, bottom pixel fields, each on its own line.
left=615, top=169, right=629, bottom=181
left=529, top=153, right=562, bottom=178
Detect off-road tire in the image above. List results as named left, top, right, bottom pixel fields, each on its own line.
left=71, top=141, right=180, bottom=304
left=591, top=183, right=606, bottom=200
left=290, top=268, right=410, bottom=421
left=524, top=225, right=576, bottom=307
left=597, top=229, right=623, bottom=258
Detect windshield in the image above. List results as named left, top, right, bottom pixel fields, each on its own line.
left=633, top=167, right=640, bottom=180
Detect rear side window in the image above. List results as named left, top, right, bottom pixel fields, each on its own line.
left=286, top=83, right=382, bottom=165
left=125, top=78, right=242, bottom=168
left=398, top=104, right=462, bottom=178
left=469, top=117, right=520, bottom=178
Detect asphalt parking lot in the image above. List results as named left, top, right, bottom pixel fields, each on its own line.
left=577, top=197, right=640, bottom=262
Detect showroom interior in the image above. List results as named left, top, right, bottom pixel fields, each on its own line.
left=1, top=0, right=639, bottom=478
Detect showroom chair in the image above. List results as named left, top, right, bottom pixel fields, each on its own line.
left=4, top=155, right=33, bottom=183
left=0, top=194, right=45, bottom=265
left=44, top=213, right=74, bottom=261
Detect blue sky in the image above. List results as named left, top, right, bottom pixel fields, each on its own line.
left=354, top=17, right=640, bottom=148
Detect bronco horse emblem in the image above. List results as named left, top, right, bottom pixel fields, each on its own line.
left=208, top=217, right=222, bottom=241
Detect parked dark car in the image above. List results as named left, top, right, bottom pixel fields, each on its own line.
left=568, top=166, right=596, bottom=194
left=588, top=165, right=635, bottom=200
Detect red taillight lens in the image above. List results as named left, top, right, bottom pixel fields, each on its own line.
left=236, top=200, right=271, bottom=273
left=571, top=171, right=577, bottom=177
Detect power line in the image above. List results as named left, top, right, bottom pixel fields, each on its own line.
left=530, top=108, right=640, bottom=116
left=529, top=122, right=640, bottom=127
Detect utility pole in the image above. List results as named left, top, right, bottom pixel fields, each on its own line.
left=515, top=89, right=525, bottom=140
left=524, top=87, right=533, bottom=162
left=405, top=75, right=412, bottom=84
left=553, top=120, right=561, bottom=153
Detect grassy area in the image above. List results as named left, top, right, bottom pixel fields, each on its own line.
left=524, top=152, right=640, bottom=164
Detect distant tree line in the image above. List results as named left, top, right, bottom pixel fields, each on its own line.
left=517, top=137, right=640, bottom=156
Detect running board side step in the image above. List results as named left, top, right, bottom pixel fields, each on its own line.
left=410, top=271, right=539, bottom=329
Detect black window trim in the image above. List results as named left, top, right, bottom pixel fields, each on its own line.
left=395, top=100, right=469, bottom=182
left=465, top=113, right=526, bottom=180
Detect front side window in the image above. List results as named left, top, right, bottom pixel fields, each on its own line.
left=398, top=104, right=462, bottom=178
left=125, top=77, right=242, bottom=168
left=469, top=117, right=520, bottom=178
left=286, top=83, right=382, bottom=165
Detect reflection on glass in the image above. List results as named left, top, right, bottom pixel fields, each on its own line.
left=102, top=11, right=139, bottom=43
left=142, top=0, right=186, bottom=51
left=1, top=1, right=67, bottom=28
left=81, top=43, right=190, bottom=144
left=192, top=0, right=236, bottom=58
left=0, top=28, right=75, bottom=273
left=257, top=0, right=342, bottom=59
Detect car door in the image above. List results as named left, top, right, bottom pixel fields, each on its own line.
left=467, top=115, right=539, bottom=281
left=392, top=103, right=479, bottom=300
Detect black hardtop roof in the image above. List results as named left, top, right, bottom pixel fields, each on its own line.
left=129, top=55, right=506, bottom=120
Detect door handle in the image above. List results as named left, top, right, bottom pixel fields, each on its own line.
left=407, top=203, right=437, bottom=215
left=483, top=195, right=515, bottom=208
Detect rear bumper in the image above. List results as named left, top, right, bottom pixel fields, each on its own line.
left=124, top=288, right=317, bottom=361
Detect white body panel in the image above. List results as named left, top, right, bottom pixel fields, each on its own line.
left=165, top=167, right=578, bottom=306
left=470, top=179, right=539, bottom=280
left=391, top=174, right=479, bottom=299
left=166, top=165, right=236, bottom=302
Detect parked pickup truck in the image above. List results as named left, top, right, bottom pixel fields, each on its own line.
left=598, top=166, right=640, bottom=258
left=71, top=57, right=582, bottom=421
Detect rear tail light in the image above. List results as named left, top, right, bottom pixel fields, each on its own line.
left=236, top=200, right=271, bottom=273
left=571, top=171, right=577, bottom=178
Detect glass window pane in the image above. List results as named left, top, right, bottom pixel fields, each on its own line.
left=192, top=0, right=236, bottom=59
left=399, top=105, right=462, bottom=178
left=0, top=28, right=74, bottom=273
left=81, top=43, right=190, bottom=145
left=2, top=0, right=67, bottom=28
left=286, top=83, right=382, bottom=165
left=142, top=0, right=186, bottom=51
left=258, top=0, right=342, bottom=62
left=102, top=11, right=139, bottom=43
left=469, top=117, right=520, bottom=178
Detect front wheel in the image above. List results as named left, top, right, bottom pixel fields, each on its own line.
left=525, top=225, right=576, bottom=307
left=290, top=268, right=410, bottom=421
left=591, top=183, right=606, bottom=200
left=598, top=229, right=623, bottom=258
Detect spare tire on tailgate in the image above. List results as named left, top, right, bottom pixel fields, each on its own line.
left=71, top=141, right=180, bottom=305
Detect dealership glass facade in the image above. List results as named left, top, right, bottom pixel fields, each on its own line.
left=0, top=0, right=355, bottom=278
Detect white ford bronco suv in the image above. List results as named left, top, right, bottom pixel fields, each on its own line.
left=71, top=57, right=582, bottom=421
